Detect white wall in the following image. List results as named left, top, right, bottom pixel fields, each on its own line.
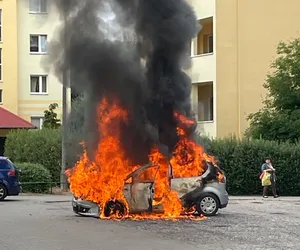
left=188, top=0, right=215, bottom=19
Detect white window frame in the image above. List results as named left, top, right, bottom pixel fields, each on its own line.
left=0, top=9, right=2, bottom=42
left=30, top=116, right=44, bottom=129
left=0, top=89, right=2, bottom=104
left=30, top=34, right=47, bottom=54
left=30, top=75, right=48, bottom=95
left=29, top=0, right=47, bottom=14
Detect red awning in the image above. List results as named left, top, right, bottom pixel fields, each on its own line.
left=0, top=107, right=36, bottom=129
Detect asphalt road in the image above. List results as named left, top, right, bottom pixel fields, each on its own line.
left=0, top=195, right=300, bottom=250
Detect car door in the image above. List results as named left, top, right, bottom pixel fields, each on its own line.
left=123, top=164, right=157, bottom=213
left=169, top=162, right=202, bottom=198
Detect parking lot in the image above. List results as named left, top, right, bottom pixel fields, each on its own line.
left=0, top=195, right=300, bottom=250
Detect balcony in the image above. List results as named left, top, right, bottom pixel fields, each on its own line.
left=189, top=54, right=215, bottom=83
left=189, top=17, right=215, bottom=83
left=191, top=81, right=216, bottom=138
left=196, top=122, right=215, bottom=138
left=192, top=17, right=214, bottom=56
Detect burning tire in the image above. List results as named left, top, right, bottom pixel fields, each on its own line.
left=196, top=193, right=220, bottom=216
left=103, top=200, right=127, bottom=217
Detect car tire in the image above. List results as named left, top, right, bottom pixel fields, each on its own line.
left=0, top=184, right=8, bottom=201
left=103, top=200, right=127, bottom=217
left=196, top=193, right=220, bottom=216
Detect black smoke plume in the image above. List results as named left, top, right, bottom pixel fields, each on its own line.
left=46, top=0, right=199, bottom=165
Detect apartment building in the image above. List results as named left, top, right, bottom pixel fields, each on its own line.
left=188, top=0, right=300, bottom=138
left=1, top=0, right=300, bottom=137
left=0, top=0, right=65, bottom=129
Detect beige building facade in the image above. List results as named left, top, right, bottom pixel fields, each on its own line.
left=0, top=0, right=66, bottom=129
left=0, top=0, right=18, bottom=114
left=17, top=0, right=64, bottom=129
left=189, top=0, right=300, bottom=138
left=1, top=0, right=300, bottom=135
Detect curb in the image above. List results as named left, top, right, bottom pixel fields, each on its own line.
left=229, top=196, right=300, bottom=202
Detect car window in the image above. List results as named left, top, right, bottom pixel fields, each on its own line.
left=0, top=159, right=12, bottom=170
left=6, top=159, right=16, bottom=169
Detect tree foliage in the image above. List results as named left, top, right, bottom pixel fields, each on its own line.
left=246, top=38, right=300, bottom=141
left=43, top=103, right=61, bottom=129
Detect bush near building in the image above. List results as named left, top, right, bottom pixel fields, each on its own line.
left=204, top=136, right=300, bottom=196
left=16, top=162, right=52, bottom=193
left=4, top=129, right=62, bottom=182
left=4, top=128, right=300, bottom=196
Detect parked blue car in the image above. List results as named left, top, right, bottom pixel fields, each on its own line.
left=0, top=157, right=21, bottom=200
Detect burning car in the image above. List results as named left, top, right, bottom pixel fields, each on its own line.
left=72, top=160, right=228, bottom=218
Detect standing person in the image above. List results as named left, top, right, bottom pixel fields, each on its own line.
left=261, top=158, right=279, bottom=198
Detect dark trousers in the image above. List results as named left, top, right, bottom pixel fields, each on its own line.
left=263, top=173, right=277, bottom=196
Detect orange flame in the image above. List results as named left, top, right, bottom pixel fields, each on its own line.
left=66, top=98, right=222, bottom=220
left=66, top=98, right=133, bottom=217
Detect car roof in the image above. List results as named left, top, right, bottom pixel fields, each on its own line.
left=0, top=156, right=8, bottom=160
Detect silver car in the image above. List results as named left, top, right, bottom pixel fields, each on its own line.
left=72, top=161, right=228, bottom=217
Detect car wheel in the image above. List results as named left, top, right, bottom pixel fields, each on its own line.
left=196, top=193, right=220, bottom=216
left=0, top=184, right=7, bottom=201
left=103, top=200, right=127, bottom=217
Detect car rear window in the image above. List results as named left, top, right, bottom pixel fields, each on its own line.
left=0, top=159, right=14, bottom=170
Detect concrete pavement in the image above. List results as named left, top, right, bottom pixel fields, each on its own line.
left=0, top=195, right=300, bottom=250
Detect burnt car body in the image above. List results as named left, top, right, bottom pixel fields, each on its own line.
left=72, top=161, right=228, bottom=217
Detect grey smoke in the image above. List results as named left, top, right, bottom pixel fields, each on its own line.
left=46, top=0, right=199, bottom=165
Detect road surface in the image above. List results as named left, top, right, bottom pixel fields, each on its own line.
left=0, top=195, right=299, bottom=250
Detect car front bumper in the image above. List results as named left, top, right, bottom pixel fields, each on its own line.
left=72, top=198, right=100, bottom=217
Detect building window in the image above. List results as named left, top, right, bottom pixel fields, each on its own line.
left=0, top=9, right=2, bottom=42
left=30, top=75, right=47, bottom=94
left=196, top=82, right=213, bottom=122
left=31, top=116, right=44, bottom=129
left=30, top=35, right=47, bottom=53
left=29, top=0, right=47, bottom=13
left=0, top=89, right=2, bottom=104
left=191, top=17, right=213, bottom=56
left=0, top=48, right=2, bottom=81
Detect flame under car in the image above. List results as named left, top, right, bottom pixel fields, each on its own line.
left=72, top=161, right=228, bottom=217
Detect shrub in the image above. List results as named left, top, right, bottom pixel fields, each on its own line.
left=197, top=135, right=300, bottom=196
left=16, top=162, right=52, bottom=193
left=4, top=129, right=62, bottom=181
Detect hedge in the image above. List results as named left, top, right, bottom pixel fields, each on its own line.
left=4, top=128, right=300, bottom=196
left=206, top=137, right=300, bottom=196
left=16, top=162, right=52, bottom=193
left=4, top=129, right=62, bottom=182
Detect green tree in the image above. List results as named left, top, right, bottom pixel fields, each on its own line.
left=43, top=103, right=61, bottom=129
left=246, top=38, right=300, bottom=142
